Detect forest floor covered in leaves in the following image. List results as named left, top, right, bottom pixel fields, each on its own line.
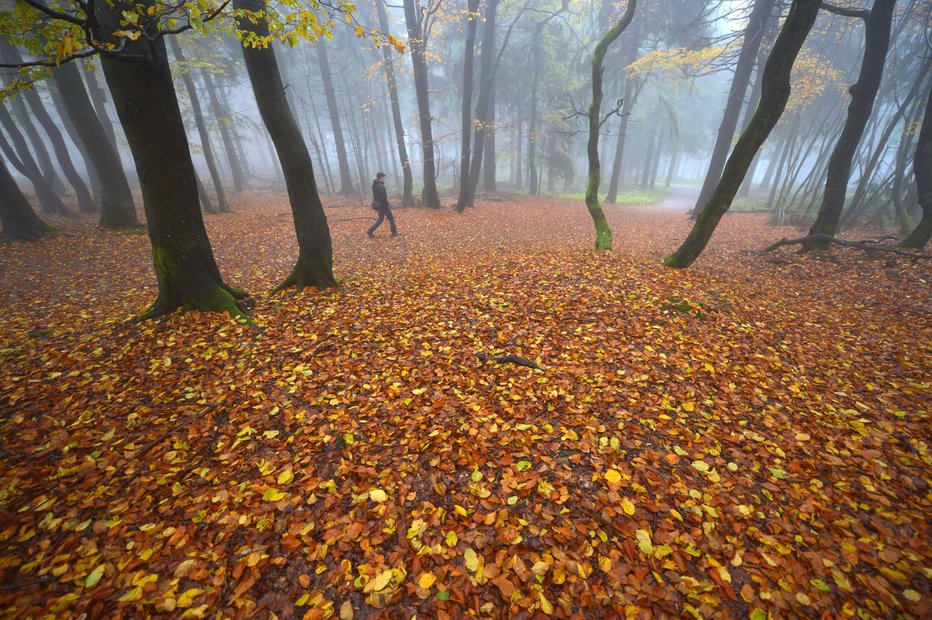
left=0, top=192, right=929, bottom=619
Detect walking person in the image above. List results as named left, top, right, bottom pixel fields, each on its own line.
left=367, top=172, right=399, bottom=237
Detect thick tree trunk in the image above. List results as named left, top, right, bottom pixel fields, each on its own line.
left=665, top=0, right=822, bottom=268
left=804, top=0, right=896, bottom=251
left=404, top=0, right=442, bottom=208
left=901, top=78, right=932, bottom=248
left=0, top=103, right=71, bottom=216
left=81, top=64, right=118, bottom=152
left=692, top=0, right=775, bottom=217
left=96, top=0, right=247, bottom=318
left=169, top=38, right=230, bottom=213
left=454, top=0, right=481, bottom=211
left=0, top=155, right=49, bottom=240
left=49, top=62, right=139, bottom=228
left=201, top=71, right=246, bottom=193
left=375, top=0, right=414, bottom=205
left=586, top=1, right=637, bottom=251
left=235, top=0, right=336, bottom=291
left=317, top=39, right=356, bottom=196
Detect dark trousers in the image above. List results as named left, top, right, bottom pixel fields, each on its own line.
left=368, top=206, right=397, bottom=235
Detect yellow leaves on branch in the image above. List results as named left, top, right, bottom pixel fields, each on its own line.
left=626, top=46, right=725, bottom=80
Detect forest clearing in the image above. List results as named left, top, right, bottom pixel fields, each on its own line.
left=0, top=195, right=929, bottom=618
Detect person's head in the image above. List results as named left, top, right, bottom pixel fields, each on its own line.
left=376, top=172, right=386, bottom=181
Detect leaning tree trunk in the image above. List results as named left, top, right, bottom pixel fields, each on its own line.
left=169, top=38, right=230, bottom=213
left=0, top=103, right=70, bottom=216
left=665, top=0, right=822, bottom=268
left=0, top=155, right=49, bottom=240
left=454, top=0, right=480, bottom=212
left=49, top=62, right=139, bottom=228
left=900, top=78, right=932, bottom=248
left=804, top=0, right=897, bottom=251
left=692, top=0, right=775, bottom=217
left=375, top=0, right=414, bottom=205
left=404, top=0, right=442, bottom=208
left=81, top=63, right=118, bottom=151
left=317, top=39, right=356, bottom=196
left=96, top=0, right=248, bottom=318
left=234, top=0, right=337, bottom=291
left=585, top=1, right=637, bottom=251
left=7, top=93, right=65, bottom=197
left=201, top=70, right=246, bottom=192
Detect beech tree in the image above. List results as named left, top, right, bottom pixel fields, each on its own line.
left=0, top=154, right=50, bottom=240
left=900, top=79, right=931, bottom=248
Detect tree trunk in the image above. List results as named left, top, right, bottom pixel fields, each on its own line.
left=639, top=128, right=656, bottom=189
left=375, top=0, right=414, bottom=205
left=901, top=78, right=932, bottom=248
left=195, top=170, right=216, bottom=214
left=201, top=70, right=246, bottom=193
left=585, top=0, right=637, bottom=251
left=0, top=155, right=49, bottom=240
left=81, top=64, right=118, bottom=152
left=665, top=0, right=822, bottom=268
left=404, top=0, right=442, bottom=208
left=465, top=0, right=500, bottom=209
left=0, top=103, right=71, bottom=216
left=49, top=62, right=140, bottom=228
left=692, top=0, right=775, bottom=216
left=8, top=92, right=65, bottom=197
left=515, top=118, right=523, bottom=189
left=483, top=79, right=497, bottom=191
left=665, top=151, right=678, bottom=187
left=804, top=0, right=896, bottom=251
left=737, top=46, right=769, bottom=197
left=317, top=39, right=356, bottom=196
left=454, top=0, right=481, bottom=211
left=169, top=38, right=230, bottom=213
left=235, top=0, right=336, bottom=291
left=606, top=76, right=642, bottom=203
left=45, top=76, right=102, bottom=202
left=96, top=0, right=248, bottom=318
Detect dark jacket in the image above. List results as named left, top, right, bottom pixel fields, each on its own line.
left=372, top=179, right=389, bottom=209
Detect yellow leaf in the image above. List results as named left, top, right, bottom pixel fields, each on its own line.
left=682, top=401, right=695, bottom=412
left=605, top=469, right=622, bottom=484
left=621, top=497, right=635, bottom=515
left=369, top=489, right=388, bottom=502
left=691, top=460, right=709, bottom=473
left=412, top=388, right=427, bottom=395
left=85, top=564, right=105, bottom=587
left=445, top=531, right=458, bottom=546
left=370, top=569, right=394, bottom=591
left=464, top=548, right=479, bottom=572
left=635, top=529, right=653, bottom=555
left=263, top=488, right=286, bottom=502
left=417, top=572, right=436, bottom=589
left=277, top=470, right=293, bottom=485
left=903, top=589, right=920, bottom=602
left=540, top=592, right=553, bottom=614
left=454, top=505, right=468, bottom=517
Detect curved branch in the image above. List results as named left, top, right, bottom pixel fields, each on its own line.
left=763, top=234, right=931, bottom=258
left=820, top=1, right=869, bottom=19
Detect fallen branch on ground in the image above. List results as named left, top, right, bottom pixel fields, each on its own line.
left=476, top=352, right=543, bottom=370
left=763, top=234, right=932, bottom=259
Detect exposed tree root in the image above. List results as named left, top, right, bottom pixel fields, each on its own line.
left=763, top=234, right=932, bottom=259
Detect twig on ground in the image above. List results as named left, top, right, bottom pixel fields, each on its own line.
left=476, top=352, right=544, bottom=370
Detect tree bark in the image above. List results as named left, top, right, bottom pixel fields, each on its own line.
left=235, top=0, right=336, bottom=291
left=316, top=39, right=356, bottom=196
left=44, top=75, right=102, bottom=202
left=665, top=0, right=822, bottom=268
left=464, top=0, right=500, bottom=209
left=404, top=0, right=442, bottom=208
left=81, top=64, right=118, bottom=152
left=374, top=0, right=413, bottom=205
left=49, top=62, right=139, bottom=228
left=454, top=0, right=481, bottom=211
left=692, top=0, right=776, bottom=217
left=0, top=103, right=71, bottom=216
left=804, top=0, right=896, bottom=251
left=901, top=78, right=932, bottom=248
left=201, top=70, right=247, bottom=193
left=586, top=0, right=637, bottom=251
left=8, top=92, right=65, bottom=197
left=96, top=0, right=248, bottom=318
left=483, top=79, right=497, bottom=191
left=169, top=38, right=230, bottom=213
left=0, top=154, right=49, bottom=240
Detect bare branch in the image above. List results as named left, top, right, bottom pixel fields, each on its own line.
left=820, top=2, right=869, bottom=19
left=763, top=234, right=931, bottom=258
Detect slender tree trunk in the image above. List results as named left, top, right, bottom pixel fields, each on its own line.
left=483, top=79, right=497, bottom=191
left=404, top=0, right=442, bottom=208
left=235, top=0, right=336, bottom=291
left=169, top=38, right=230, bottom=213
left=195, top=170, right=216, bottom=214
left=317, top=39, right=355, bottom=196
left=737, top=48, right=769, bottom=197
left=901, top=78, right=932, bottom=248
left=665, top=151, right=678, bottom=187
left=606, top=77, right=642, bottom=203
left=585, top=0, right=637, bottom=251
left=649, top=134, right=662, bottom=189
left=201, top=70, right=246, bottom=193
left=81, top=64, right=118, bottom=151
left=342, top=89, right=368, bottom=193
left=665, top=0, right=822, bottom=268
left=7, top=95, right=66, bottom=197
left=263, top=129, right=285, bottom=187
left=693, top=0, right=776, bottom=216
left=96, top=0, right=248, bottom=318
left=465, top=0, right=500, bottom=208
left=0, top=104, right=70, bottom=216
left=49, top=62, right=139, bottom=228
left=515, top=118, right=523, bottom=189
left=640, top=128, right=656, bottom=189
left=0, top=155, right=49, bottom=240
left=804, top=0, right=897, bottom=251
left=455, top=0, right=481, bottom=211
left=45, top=77, right=102, bottom=202
left=375, top=0, right=414, bottom=205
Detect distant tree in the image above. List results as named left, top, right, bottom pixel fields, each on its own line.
left=585, top=0, right=637, bottom=250
left=404, top=0, right=443, bottom=208
left=804, top=0, right=897, bottom=251
left=0, top=155, right=49, bottom=240
left=665, top=0, right=823, bottom=268
left=454, top=0, right=481, bottom=212
left=316, top=38, right=356, bottom=196
left=234, top=0, right=337, bottom=291
left=900, top=79, right=931, bottom=248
